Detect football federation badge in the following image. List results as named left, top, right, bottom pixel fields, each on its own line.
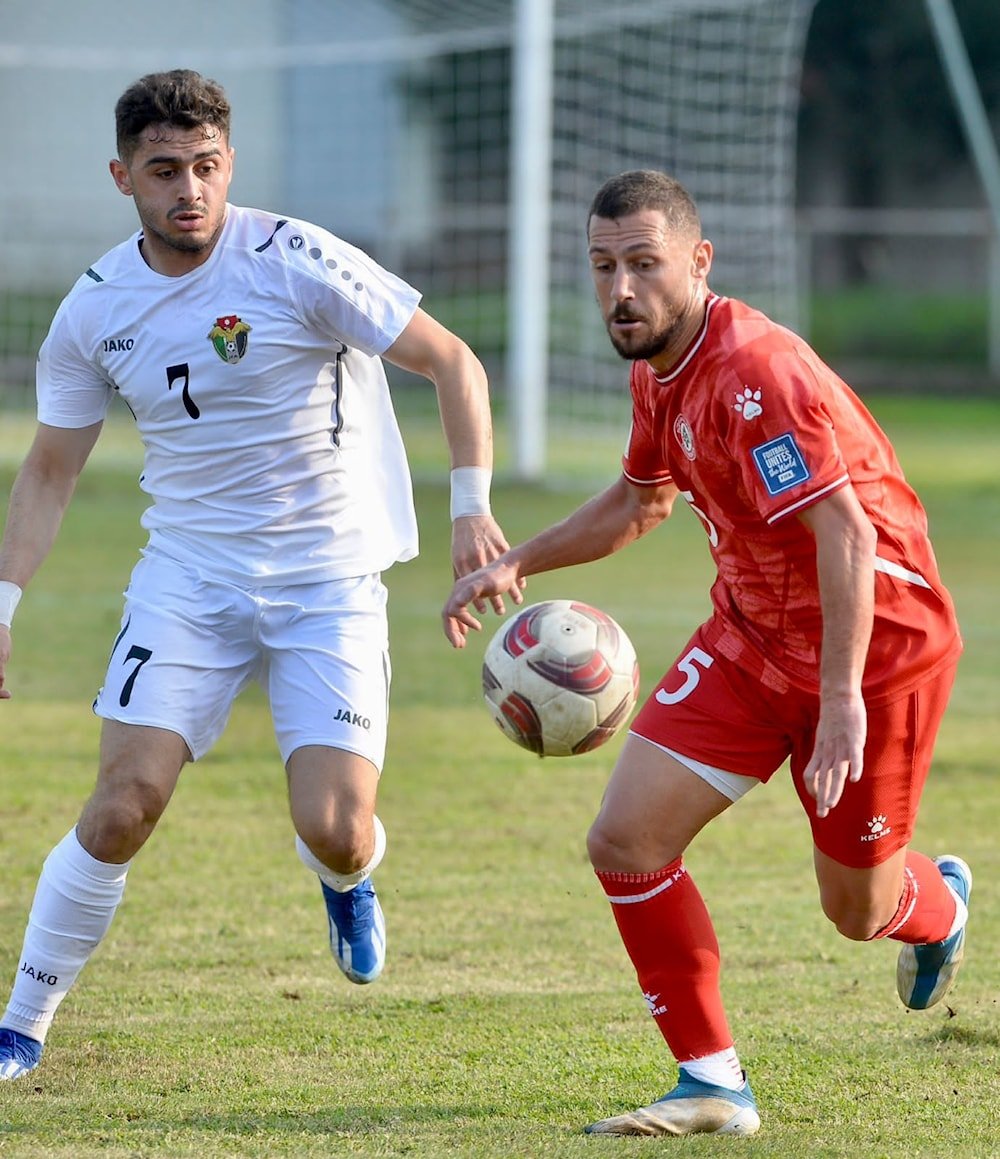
left=208, top=314, right=252, bottom=364
left=674, top=413, right=696, bottom=461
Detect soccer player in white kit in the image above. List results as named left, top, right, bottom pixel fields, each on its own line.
left=0, top=69, right=515, bottom=1080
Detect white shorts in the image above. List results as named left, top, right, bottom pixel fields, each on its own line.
left=94, top=550, right=391, bottom=767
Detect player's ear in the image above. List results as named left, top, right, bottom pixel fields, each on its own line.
left=692, top=238, right=713, bottom=280
left=109, top=159, right=133, bottom=197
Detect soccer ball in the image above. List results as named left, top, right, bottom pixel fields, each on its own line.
left=481, top=600, right=640, bottom=757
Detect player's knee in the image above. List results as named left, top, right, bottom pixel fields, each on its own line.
left=587, top=813, right=670, bottom=874
left=297, top=815, right=372, bottom=876
left=586, top=815, right=624, bottom=870
left=823, top=899, right=893, bottom=942
left=832, top=914, right=882, bottom=942
left=79, top=779, right=169, bottom=861
left=587, top=795, right=694, bottom=873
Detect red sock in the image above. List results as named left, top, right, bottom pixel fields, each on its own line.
left=595, top=858, right=733, bottom=1062
left=871, top=851, right=956, bottom=944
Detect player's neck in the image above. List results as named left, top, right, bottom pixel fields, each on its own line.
left=137, top=213, right=228, bottom=278
left=644, top=291, right=709, bottom=376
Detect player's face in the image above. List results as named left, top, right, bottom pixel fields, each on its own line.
left=109, top=124, right=234, bottom=276
left=588, top=209, right=712, bottom=371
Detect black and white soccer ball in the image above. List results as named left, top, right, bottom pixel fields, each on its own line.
left=481, top=600, right=640, bottom=757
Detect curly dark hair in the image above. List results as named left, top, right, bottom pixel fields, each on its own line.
left=588, top=170, right=701, bottom=239
left=115, top=69, right=231, bottom=163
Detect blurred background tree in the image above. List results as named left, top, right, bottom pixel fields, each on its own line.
left=796, top=0, right=999, bottom=375
left=800, top=0, right=999, bottom=260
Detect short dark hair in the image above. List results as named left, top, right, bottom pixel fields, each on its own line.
left=588, top=170, right=701, bottom=239
left=115, top=69, right=231, bottom=163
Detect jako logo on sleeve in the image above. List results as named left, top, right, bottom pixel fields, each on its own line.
left=751, top=433, right=810, bottom=495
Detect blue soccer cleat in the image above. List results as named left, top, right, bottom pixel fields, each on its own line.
left=321, top=878, right=386, bottom=984
left=584, top=1068, right=760, bottom=1136
left=897, top=855, right=972, bottom=1010
left=0, top=1028, right=43, bottom=1081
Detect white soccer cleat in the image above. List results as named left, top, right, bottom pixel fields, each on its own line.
left=585, top=1069, right=760, bottom=1137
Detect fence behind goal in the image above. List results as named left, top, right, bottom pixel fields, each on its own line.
left=0, top=0, right=815, bottom=475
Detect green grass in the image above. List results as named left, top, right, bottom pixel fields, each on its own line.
left=0, top=398, right=998, bottom=1157
left=808, top=288, right=989, bottom=366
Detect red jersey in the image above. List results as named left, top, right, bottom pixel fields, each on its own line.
left=622, top=294, right=961, bottom=703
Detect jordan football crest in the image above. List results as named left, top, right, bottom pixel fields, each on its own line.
left=208, top=314, right=252, bottom=364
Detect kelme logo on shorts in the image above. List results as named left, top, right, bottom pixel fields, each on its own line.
left=207, top=314, right=252, bottom=364
left=861, top=814, right=892, bottom=843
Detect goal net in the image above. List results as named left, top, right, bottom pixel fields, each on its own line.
left=1, top=0, right=815, bottom=471
left=549, top=0, right=816, bottom=420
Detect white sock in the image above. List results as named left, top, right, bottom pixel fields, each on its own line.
left=1, top=829, right=130, bottom=1044
left=681, top=1046, right=745, bottom=1090
left=295, top=815, right=386, bottom=893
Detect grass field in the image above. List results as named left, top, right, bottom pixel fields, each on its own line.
left=0, top=397, right=998, bottom=1158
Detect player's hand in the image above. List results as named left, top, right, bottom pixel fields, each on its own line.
left=0, top=625, right=12, bottom=701
left=802, top=693, right=866, bottom=818
left=442, top=556, right=524, bottom=649
left=451, top=514, right=525, bottom=615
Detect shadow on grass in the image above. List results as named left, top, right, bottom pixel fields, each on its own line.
left=0, top=1103, right=578, bottom=1146
left=924, top=1019, right=1000, bottom=1048
left=180, top=1105, right=512, bottom=1131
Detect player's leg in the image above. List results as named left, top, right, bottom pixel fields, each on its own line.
left=813, top=844, right=958, bottom=943
left=1, top=554, right=259, bottom=1079
left=798, top=664, right=970, bottom=1009
left=0, top=721, right=189, bottom=1080
left=264, top=573, right=391, bottom=985
left=813, top=844, right=969, bottom=1007
left=584, top=628, right=791, bottom=1137
left=585, top=734, right=761, bottom=1137
left=287, top=747, right=386, bottom=984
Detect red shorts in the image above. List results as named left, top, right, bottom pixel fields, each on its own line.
left=631, top=622, right=957, bottom=868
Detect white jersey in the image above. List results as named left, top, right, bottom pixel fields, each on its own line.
left=36, top=204, right=422, bottom=584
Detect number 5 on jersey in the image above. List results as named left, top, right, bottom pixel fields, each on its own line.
left=655, top=647, right=714, bottom=705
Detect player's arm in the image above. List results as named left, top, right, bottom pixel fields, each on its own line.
left=0, top=421, right=103, bottom=700
left=796, top=483, right=878, bottom=816
left=383, top=307, right=515, bottom=606
left=442, top=475, right=677, bottom=648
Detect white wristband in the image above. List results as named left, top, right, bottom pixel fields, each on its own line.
left=450, top=466, right=492, bottom=520
left=0, top=581, right=23, bottom=628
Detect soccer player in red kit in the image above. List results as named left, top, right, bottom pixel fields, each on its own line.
left=442, top=169, right=971, bottom=1137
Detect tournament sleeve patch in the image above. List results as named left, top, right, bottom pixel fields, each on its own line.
left=750, top=432, right=811, bottom=495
